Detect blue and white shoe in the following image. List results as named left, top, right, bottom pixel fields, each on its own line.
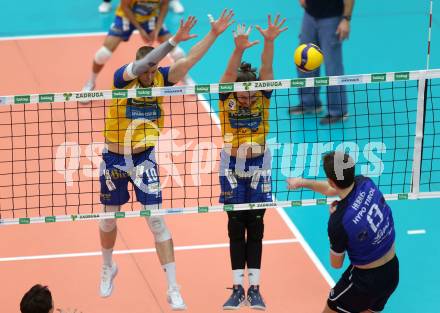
left=247, top=286, right=266, bottom=310
left=223, top=285, right=246, bottom=310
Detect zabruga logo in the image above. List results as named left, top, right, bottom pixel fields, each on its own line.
left=63, top=93, right=73, bottom=101
left=75, top=92, right=104, bottom=99
left=244, top=81, right=283, bottom=91
left=71, top=214, right=78, bottom=221
left=254, top=81, right=282, bottom=89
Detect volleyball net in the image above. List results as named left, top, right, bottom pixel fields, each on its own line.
left=0, top=69, right=439, bottom=225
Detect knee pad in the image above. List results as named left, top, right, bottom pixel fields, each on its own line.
left=147, top=216, right=171, bottom=242
left=94, top=46, right=113, bottom=65
left=228, top=217, right=245, bottom=242
left=99, top=218, right=117, bottom=232
left=247, top=216, right=264, bottom=241
left=99, top=205, right=120, bottom=232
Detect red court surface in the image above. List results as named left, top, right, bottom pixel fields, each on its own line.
left=0, top=34, right=331, bottom=312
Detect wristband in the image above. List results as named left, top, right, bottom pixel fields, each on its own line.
left=168, top=37, right=177, bottom=47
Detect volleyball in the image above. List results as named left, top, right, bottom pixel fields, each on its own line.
left=294, top=43, right=323, bottom=72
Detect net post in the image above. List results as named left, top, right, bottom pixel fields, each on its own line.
left=411, top=72, right=428, bottom=196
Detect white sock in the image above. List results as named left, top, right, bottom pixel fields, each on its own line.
left=102, top=248, right=113, bottom=266
left=162, top=262, right=178, bottom=288
left=232, top=269, right=245, bottom=286
left=248, top=268, right=261, bottom=286
left=89, top=72, right=98, bottom=84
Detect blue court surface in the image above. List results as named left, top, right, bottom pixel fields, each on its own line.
left=1, top=1, right=440, bottom=312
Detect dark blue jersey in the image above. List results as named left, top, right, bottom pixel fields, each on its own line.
left=328, top=176, right=395, bottom=265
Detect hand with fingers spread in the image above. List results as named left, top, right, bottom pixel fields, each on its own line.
left=233, top=24, right=259, bottom=51
left=173, top=16, right=198, bottom=44
left=208, top=9, right=235, bottom=37
left=256, top=14, right=288, bottom=42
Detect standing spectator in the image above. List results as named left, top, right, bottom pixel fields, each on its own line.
left=289, top=0, right=354, bottom=125
left=99, top=0, right=112, bottom=13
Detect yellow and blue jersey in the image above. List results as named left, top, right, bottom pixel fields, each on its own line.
left=218, top=90, right=272, bottom=149
left=104, top=64, right=173, bottom=148
left=115, top=0, right=161, bottom=23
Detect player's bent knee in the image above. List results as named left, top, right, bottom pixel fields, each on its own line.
left=147, top=216, right=171, bottom=242
left=247, top=218, right=264, bottom=241
left=99, top=205, right=120, bottom=232
left=94, top=46, right=113, bottom=65
left=99, top=218, right=117, bottom=232
left=228, top=219, right=245, bottom=241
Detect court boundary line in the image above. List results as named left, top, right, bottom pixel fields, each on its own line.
left=0, top=238, right=298, bottom=262
left=276, top=207, right=335, bottom=287
left=0, top=32, right=108, bottom=41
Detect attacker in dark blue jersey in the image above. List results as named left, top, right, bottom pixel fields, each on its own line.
left=287, top=151, right=399, bottom=313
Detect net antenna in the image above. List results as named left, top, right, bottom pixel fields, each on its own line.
left=426, top=0, right=434, bottom=70
left=411, top=0, right=434, bottom=196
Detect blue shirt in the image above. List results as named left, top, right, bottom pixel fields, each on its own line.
left=328, top=176, right=395, bottom=265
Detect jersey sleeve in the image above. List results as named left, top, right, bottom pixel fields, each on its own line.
left=113, top=64, right=133, bottom=89
left=328, top=217, right=349, bottom=254
left=158, top=66, right=175, bottom=86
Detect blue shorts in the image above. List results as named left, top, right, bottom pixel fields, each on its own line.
left=219, top=150, right=273, bottom=204
left=108, top=15, right=170, bottom=41
left=99, top=147, right=162, bottom=206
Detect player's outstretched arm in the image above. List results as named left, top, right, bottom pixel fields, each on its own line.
left=286, top=178, right=338, bottom=197
left=257, top=14, right=287, bottom=81
left=220, top=24, right=259, bottom=83
left=168, top=9, right=235, bottom=84
left=121, top=16, right=198, bottom=81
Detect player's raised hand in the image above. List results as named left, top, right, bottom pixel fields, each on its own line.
left=256, top=14, right=288, bottom=42
left=233, top=24, right=259, bottom=51
left=286, top=178, right=304, bottom=190
left=173, top=16, right=198, bottom=43
left=208, top=9, right=235, bottom=36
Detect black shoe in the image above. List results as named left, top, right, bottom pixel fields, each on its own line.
left=319, top=113, right=349, bottom=125
left=223, top=285, right=246, bottom=309
left=247, top=285, right=266, bottom=310
left=289, top=105, right=323, bottom=115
